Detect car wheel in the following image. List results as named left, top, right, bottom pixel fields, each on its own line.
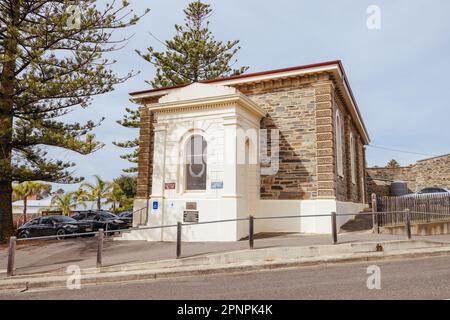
left=56, top=229, right=66, bottom=240
left=18, top=231, right=29, bottom=239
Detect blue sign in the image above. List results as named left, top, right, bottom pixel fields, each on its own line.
left=152, top=201, right=159, bottom=210
left=211, top=181, right=224, bottom=189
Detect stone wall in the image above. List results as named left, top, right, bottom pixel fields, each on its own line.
left=366, top=154, right=450, bottom=196
left=415, top=155, right=450, bottom=190
left=136, top=102, right=156, bottom=199
left=237, top=76, right=320, bottom=200
left=135, top=73, right=368, bottom=203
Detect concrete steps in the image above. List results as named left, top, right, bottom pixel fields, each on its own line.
left=340, top=213, right=373, bottom=233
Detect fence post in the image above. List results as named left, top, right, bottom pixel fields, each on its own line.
left=96, top=228, right=104, bottom=268
left=176, top=222, right=182, bottom=259
left=404, top=209, right=412, bottom=240
left=371, top=193, right=379, bottom=234
left=331, top=212, right=338, bottom=245
left=249, top=216, right=254, bottom=250
left=7, top=236, right=16, bottom=277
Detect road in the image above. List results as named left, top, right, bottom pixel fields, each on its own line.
left=1, top=255, right=450, bottom=300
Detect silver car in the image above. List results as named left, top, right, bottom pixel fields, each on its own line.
left=417, top=187, right=450, bottom=195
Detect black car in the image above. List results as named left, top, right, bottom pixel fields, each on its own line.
left=17, top=216, right=93, bottom=240
left=117, top=211, right=133, bottom=228
left=71, top=210, right=129, bottom=233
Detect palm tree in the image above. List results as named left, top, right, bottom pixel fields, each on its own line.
left=80, top=175, right=113, bottom=210
left=51, top=192, right=83, bottom=216
left=386, top=159, right=400, bottom=168
left=105, top=182, right=126, bottom=212
left=13, top=181, right=51, bottom=223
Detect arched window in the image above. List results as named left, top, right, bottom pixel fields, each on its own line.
left=336, top=111, right=344, bottom=177
left=185, top=135, right=207, bottom=191
left=350, top=132, right=356, bottom=184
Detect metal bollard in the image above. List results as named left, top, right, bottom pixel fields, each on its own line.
left=97, top=229, right=104, bottom=268
left=7, top=236, right=17, bottom=277
left=176, top=222, right=182, bottom=259
left=404, top=209, right=412, bottom=240
left=331, top=212, right=338, bottom=245
left=249, top=216, right=254, bottom=250
left=371, top=193, right=379, bottom=234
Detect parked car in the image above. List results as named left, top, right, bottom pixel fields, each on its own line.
left=17, top=216, right=93, bottom=240
left=71, top=210, right=129, bottom=233
left=416, top=187, right=450, bottom=195
left=117, top=211, right=133, bottom=228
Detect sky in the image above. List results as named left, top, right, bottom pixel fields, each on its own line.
left=51, top=0, right=450, bottom=191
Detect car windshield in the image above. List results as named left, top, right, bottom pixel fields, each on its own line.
left=22, top=218, right=40, bottom=227
left=118, top=212, right=131, bottom=217
left=100, top=212, right=118, bottom=219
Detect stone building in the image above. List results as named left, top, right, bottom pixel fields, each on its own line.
left=367, top=153, right=450, bottom=197
left=124, top=60, right=370, bottom=242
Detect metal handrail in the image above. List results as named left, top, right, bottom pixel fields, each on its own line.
left=6, top=210, right=449, bottom=277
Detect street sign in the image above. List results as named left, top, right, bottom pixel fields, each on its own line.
left=211, top=181, right=224, bottom=189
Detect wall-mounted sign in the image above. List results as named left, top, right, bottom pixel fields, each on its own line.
left=186, top=202, right=197, bottom=210
left=183, top=211, right=199, bottom=223
left=152, top=201, right=159, bottom=211
left=211, top=181, right=224, bottom=189
left=165, top=182, right=176, bottom=190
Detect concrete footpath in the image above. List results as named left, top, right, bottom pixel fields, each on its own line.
left=2, top=237, right=450, bottom=293
left=3, top=231, right=450, bottom=277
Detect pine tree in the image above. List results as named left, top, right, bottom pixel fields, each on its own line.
left=0, top=1, right=149, bottom=242
left=115, top=0, right=248, bottom=173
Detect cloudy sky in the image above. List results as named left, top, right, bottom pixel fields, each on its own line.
left=54, top=0, right=450, bottom=190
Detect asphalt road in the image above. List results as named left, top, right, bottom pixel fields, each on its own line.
left=2, top=255, right=450, bottom=300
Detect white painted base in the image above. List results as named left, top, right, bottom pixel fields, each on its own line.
left=120, top=199, right=368, bottom=242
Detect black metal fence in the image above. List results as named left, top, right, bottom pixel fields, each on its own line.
left=374, top=193, right=450, bottom=227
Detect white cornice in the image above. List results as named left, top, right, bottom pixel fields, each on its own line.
left=144, top=93, right=266, bottom=118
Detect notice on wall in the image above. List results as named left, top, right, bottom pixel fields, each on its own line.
left=183, top=211, right=199, bottom=223
left=186, top=202, right=197, bottom=210
left=165, top=182, right=176, bottom=190
left=211, top=181, right=224, bottom=189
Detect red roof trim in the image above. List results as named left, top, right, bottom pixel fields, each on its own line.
left=129, top=60, right=342, bottom=96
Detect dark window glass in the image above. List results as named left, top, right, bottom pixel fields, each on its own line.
left=40, top=217, right=53, bottom=225
left=53, top=216, right=77, bottom=223
left=185, top=135, right=207, bottom=191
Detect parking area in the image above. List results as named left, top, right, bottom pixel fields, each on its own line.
left=3, top=231, right=450, bottom=277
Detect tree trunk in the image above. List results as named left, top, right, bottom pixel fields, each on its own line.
left=0, top=1, right=18, bottom=243
left=0, top=182, right=14, bottom=243
left=23, top=197, right=28, bottom=224
left=97, top=198, right=101, bottom=210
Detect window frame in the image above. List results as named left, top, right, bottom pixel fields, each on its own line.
left=335, top=110, right=344, bottom=178
left=184, top=134, right=208, bottom=192
left=350, top=132, right=357, bottom=185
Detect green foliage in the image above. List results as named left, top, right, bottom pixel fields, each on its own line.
left=116, top=1, right=247, bottom=172
left=0, top=1, right=149, bottom=241
left=113, top=175, right=137, bottom=199
left=79, top=175, right=113, bottom=210
left=386, top=159, right=400, bottom=168
left=12, top=181, right=52, bottom=222
left=51, top=191, right=84, bottom=216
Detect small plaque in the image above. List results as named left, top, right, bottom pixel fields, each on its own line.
left=186, top=202, right=197, bottom=210
left=211, top=181, right=224, bottom=189
left=183, top=211, right=199, bottom=223
left=165, top=182, right=176, bottom=190
left=152, top=201, right=158, bottom=210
